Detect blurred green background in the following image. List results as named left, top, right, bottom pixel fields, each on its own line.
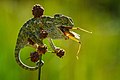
left=0, top=0, right=120, bottom=80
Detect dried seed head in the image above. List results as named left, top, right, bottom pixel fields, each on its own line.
left=30, top=51, right=39, bottom=62
left=32, top=4, right=44, bottom=18
left=37, top=45, right=47, bottom=54
left=39, top=29, right=48, bottom=39
left=55, top=48, right=65, bottom=58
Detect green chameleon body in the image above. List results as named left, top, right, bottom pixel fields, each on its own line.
left=15, top=14, right=80, bottom=71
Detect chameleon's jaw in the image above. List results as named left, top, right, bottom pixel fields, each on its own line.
left=58, top=26, right=80, bottom=43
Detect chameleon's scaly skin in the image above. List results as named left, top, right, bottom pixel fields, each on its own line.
left=15, top=14, right=80, bottom=71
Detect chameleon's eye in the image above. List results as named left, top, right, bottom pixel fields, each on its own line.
left=54, top=14, right=62, bottom=18
left=69, top=18, right=73, bottom=23
left=62, top=17, right=68, bottom=24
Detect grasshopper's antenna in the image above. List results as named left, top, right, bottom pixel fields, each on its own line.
left=72, top=27, right=92, bottom=34
left=76, top=42, right=81, bottom=60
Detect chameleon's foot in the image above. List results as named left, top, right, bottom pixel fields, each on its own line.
left=30, top=51, right=39, bottom=62
left=36, top=60, right=44, bottom=67
left=28, top=38, right=35, bottom=45
left=37, top=44, right=47, bottom=54
left=39, top=29, right=48, bottom=39
left=54, top=48, right=65, bottom=58
left=27, top=38, right=38, bottom=49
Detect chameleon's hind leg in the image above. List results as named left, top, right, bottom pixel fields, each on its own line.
left=48, top=38, right=65, bottom=58
left=27, top=35, right=47, bottom=64
left=28, top=34, right=47, bottom=53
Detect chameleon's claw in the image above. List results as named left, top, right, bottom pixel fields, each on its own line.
left=28, top=38, right=35, bottom=45
left=37, top=45, right=47, bottom=54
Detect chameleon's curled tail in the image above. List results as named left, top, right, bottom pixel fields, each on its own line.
left=15, top=44, right=38, bottom=71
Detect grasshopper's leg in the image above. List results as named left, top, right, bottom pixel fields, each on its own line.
left=48, top=38, right=65, bottom=58
left=71, top=27, right=92, bottom=34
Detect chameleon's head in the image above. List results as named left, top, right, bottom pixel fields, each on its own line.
left=53, top=14, right=74, bottom=27
left=53, top=14, right=80, bottom=42
left=53, top=14, right=80, bottom=40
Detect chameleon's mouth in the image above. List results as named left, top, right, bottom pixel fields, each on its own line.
left=59, top=26, right=81, bottom=59
left=59, top=26, right=80, bottom=43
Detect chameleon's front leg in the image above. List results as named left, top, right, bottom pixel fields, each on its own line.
left=48, top=38, right=65, bottom=58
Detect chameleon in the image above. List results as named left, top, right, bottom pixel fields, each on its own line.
left=15, top=4, right=92, bottom=71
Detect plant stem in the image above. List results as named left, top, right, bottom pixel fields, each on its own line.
left=38, top=54, right=42, bottom=80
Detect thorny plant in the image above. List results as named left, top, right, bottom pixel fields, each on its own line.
left=14, top=4, right=92, bottom=80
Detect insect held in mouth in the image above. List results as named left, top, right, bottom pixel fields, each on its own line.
left=14, top=4, right=92, bottom=71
